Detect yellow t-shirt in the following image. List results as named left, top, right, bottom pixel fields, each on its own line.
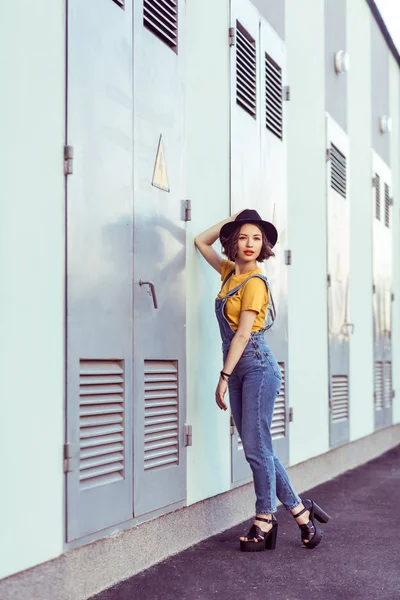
left=218, top=259, right=269, bottom=332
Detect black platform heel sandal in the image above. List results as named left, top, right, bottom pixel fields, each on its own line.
left=292, top=499, right=331, bottom=550
left=240, top=515, right=278, bottom=552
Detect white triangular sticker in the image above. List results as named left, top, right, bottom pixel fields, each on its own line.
left=152, top=135, right=170, bottom=192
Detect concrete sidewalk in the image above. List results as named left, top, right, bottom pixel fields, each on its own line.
left=91, top=445, right=400, bottom=600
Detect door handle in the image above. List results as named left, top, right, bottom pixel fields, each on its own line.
left=139, top=280, right=158, bottom=309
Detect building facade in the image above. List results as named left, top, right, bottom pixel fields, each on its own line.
left=1, top=0, right=400, bottom=598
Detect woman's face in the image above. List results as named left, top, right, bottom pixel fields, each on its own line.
left=236, top=223, right=263, bottom=263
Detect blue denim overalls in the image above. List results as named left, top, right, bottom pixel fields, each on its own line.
left=215, top=270, right=301, bottom=514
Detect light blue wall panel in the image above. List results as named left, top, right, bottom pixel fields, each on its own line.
left=371, top=16, right=390, bottom=165
left=251, top=0, right=285, bottom=39
left=347, top=0, right=374, bottom=442
left=186, top=0, right=231, bottom=506
left=389, top=55, right=400, bottom=426
left=286, top=0, right=330, bottom=464
left=325, top=0, right=347, bottom=132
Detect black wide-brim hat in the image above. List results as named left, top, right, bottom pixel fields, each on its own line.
left=219, top=209, right=278, bottom=248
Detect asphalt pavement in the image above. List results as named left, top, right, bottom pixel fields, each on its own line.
left=91, top=444, right=400, bottom=600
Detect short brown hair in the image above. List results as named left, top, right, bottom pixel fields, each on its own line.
left=220, top=226, right=275, bottom=262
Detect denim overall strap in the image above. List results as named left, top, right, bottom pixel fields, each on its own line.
left=215, top=295, right=235, bottom=345
left=225, top=273, right=275, bottom=333
left=215, top=272, right=276, bottom=347
left=240, top=274, right=276, bottom=332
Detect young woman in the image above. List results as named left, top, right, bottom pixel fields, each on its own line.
left=194, top=209, right=330, bottom=552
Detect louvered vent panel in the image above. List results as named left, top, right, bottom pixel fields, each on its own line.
left=143, top=0, right=178, bottom=50
left=144, top=360, right=179, bottom=471
left=375, top=174, right=381, bottom=220
left=375, top=361, right=384, bottom=409
left=272, top=363, right=286, bottom=439
left=265, top=53, right=283, bottom=140
left=79, top=360, right=125, bottom=491
left=384, top=183, right=390, bottom=228
left=236, top=22, right=257, bottom=119
left=330, top=144, right=347, bottom=198
left=112, top=0, right=124, bottom=7
left=331, top=375, right=349, bottom=422
left=384, top=361, right=392, bottom=408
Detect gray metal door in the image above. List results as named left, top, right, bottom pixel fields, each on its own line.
left=260, top=15, right=289, bottom=466
left=65, top=0, right=133, bottom=542
left=230, top=0, right=289, bottom=483
left=132, top=0, right=187, bottom=516
left=372, top=152, right=393, bottom=429
left=326, top=116, right=351, bottom=448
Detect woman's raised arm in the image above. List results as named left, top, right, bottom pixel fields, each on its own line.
left=194, top=212, right=241, bottom=273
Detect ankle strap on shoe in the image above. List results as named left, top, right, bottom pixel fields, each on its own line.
left=255, top=516, right=273, bottom=524
left=292, top=506, right=307, bottom=519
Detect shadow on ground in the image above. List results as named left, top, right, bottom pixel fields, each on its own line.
left=91, top=445, right=400, bottom=600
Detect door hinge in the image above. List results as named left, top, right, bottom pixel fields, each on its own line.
left=328, top=399, right=332, bottom=410
left=288, top=407, right=293, bottom=422
left=283, top=85, right=290, bottom=101
left=373, top=284, right=376, bottom=294
left=64, top=145, right=74, bottom=175
left=184, top=424, right=193, bottom=447
left=230, top=415, right=236, bottom=435
left=64, top=443, right=75, bottom=473
left=391, top=292, right=395, bottom=302
left=284, top=249, right=292, bottom=265
left=184, top=199, right=192, bottom=222
left=326, top=148, right=331, bottom=162
left=327, top=273, right=331, bottom=287
left=229, top=27, right=236, bottom=47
